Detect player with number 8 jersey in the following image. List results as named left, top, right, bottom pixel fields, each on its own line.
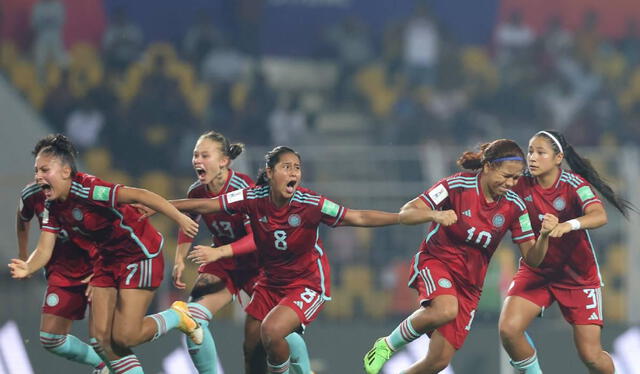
left=168, top=146, right=399, bottom=374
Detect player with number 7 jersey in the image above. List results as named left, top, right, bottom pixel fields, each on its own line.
left=364, top=139, right=554, bottom=374
left=167, top=146, right=399, bottom=374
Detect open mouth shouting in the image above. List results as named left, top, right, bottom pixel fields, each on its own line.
left=40, top=182, right=53, bottom=200
left=285, top=179, right=297, bottom=195
left=194, top=166, right=207, bottom=182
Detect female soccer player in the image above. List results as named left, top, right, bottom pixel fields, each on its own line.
left=363, top=139, right=556, bottom=374
left=498, top=130, right=632, bottom=374
left=17, top=179, right=107, bottom=373
left=163, top=146, right=399, bottom=374
left=174, top=131, right=311, bottom=374
left=9, top=134, right=200, bottom=374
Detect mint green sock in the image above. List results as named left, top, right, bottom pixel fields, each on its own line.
left=186, top=302, right=218, bottom=374
left=110, top=354, right=144, bottom=373
left=285, top=333, right=311, bottom=374
left=386, top=317, right=421, bottom=351
left=39, top=332, right=102, bottom=368
left=148, top=309, right=180, bottom=340
left=267, top=357, right=290, bottom=374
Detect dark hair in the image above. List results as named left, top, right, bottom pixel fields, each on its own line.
left=33, top=134, right=78, bottom=175
left=534, top=130, right=635, bottom=217
left=256, top=146, right=300, bottom=186
left=199, top=130, right=244, bottom=160
left=457, top=139, right=525, bottom=170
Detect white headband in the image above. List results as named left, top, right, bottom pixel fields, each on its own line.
left=536, top=131, right=563, bottom=154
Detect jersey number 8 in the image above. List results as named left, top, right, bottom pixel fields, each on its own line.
left=274, top=230, right=288, bottom=251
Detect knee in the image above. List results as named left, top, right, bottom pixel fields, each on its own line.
left=498, top=317, right=523, bottom=342
left=439, top=303, right=458, bottom=323
left=430, top=356, right=452, bottom=373
left=260, top=323, right=285, bottom=350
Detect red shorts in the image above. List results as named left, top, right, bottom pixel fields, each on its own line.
left=409, top=256, right=479, bottom=350
left=91, top=254, right=164, bottom=289
left=42, top=285, right=88, bottom=320
left=245, top=283, right=325, bottom=327
left=198, top=261, right=260, bottom=296
left=507, top=267, right=603, bottom=326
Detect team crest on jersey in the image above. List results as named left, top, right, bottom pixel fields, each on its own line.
left=72, top=208, right=84, bottom=221
left=288, top=214, right=301, bottom=227
left=492, top=214, right=505, bottom=228
left=438, top=278, right=452, bottom=288
left=553, top=197, right=566, bottom=211
left=46, top=293, right=59, bottom=307
left=259, top=216, right=268, bottom=223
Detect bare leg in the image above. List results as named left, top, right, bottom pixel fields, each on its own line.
left=499, top=296, right=542, bottom=361
left=573, top=324, right=615, bottom=374
left=404, top=331, right=456, bottom=374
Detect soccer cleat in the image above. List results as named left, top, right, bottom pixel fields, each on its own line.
left=363, top=338, right=393, bottom=374
left=171, top=301, right=204, bottom=345
left=91, top=363, right=109, bottom=374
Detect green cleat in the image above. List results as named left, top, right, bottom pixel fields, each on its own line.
left=364, top=338, right=393, bottom=374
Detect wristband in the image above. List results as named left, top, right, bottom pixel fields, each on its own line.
left=567, top=219, right=581, bottom=231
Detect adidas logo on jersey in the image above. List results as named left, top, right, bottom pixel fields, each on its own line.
left=294, top=301, right=303, bottom=309
left=259, top=216, right=268, bottom=223
left=588, top=312, right=599, bottom=321
left=462, top=210, right=472, bottom=217
left=524, top=195, right=533, bottom=202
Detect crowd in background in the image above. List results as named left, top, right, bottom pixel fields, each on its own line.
left=0, top=0, right=635, bottom=321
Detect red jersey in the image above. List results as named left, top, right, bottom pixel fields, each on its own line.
left=40, top=173, right=164, bottom=262
left=413, top=172, right=535, bottom=293
left=220, top=185, right=348, bottom=299
left=19, top=183, right=94, bottom=287
left=178, top=169, right=258, bottom=271
left=512, top=169, right=603, bottom=288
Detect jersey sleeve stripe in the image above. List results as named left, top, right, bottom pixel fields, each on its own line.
left=187, top=181, right=202, bottom=195
left=448, top=183, right=476, bottom=189
left=331, top=206, right=345, bottom=226
left=582, top=199, right=602, bottom=212
left=513, top=233, right=534, bottom=241
left=505, top=191, right=526, bottom=211
left=70, top=189, right=89, bottom=199
left=71, top=182, right=90, bottom=191
left=230, top=176, right=249, bottom=188
left=21, top=184, right=41, bottom=197
left=21, top=188, right=42, bottom=200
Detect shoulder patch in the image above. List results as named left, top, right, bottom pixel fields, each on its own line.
left=226, top=189, right=244, bottom=203
left=428, top=184, right=448, bottom=205
left=321, top=199, right=340, bottom=217
left=519, top=213, right=532, bottom=232
left=92, top=186, right=111, bottom=201
left=576, top=186, right=595, bottom=202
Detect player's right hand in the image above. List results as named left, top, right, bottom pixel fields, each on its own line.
left=8, top=259, right=29, bottom=279
left=172, top=261, right=186, bottom=289
left=434, top=210, right=458, bottom=226
left=179, top=214, right=199, bottom=238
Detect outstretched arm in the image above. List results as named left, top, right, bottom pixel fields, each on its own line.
left=117, top=187, right=199, bottom=237
left=399, top=198, right=457, bottom=226
left=171, top=197, right=224, bottom=216
left=340, top=209, right=399, bottom=227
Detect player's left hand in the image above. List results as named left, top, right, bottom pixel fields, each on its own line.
left=81, top=273, right=94, bottom=301
left=540, top=213, right=559, bottom=236
left=8, top=259, right=30, bottom=279
left=549, top=221, right=572, bottom=238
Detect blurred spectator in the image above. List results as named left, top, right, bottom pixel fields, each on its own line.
left=233, top=0, right=264, bottom=56
left=182, top=11, right=222, bottom=69
left=325, top=17, right=374, bottom=105
left=403, top=2, right=440, bottom=86
left=64, top=96, right=105, bottom=151
left=541, top=16, right=574, bottom=62
left=618, top=19, right=640, bottom=70
left=494, top=10, right=535, bottom=68
left=268, top=93, right=308, bottom=146
left=574, top=10, right=601, bottom=65
left=42, top=70, right=75, bottom=131
left=200, top=37, right=247, bottom=83
left=103, top=8, right=143, bottom=74
left=31, top=0, right=67, bottom=78
left=235, top=69, right=274, bottom=145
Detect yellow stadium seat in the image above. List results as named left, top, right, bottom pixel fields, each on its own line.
left=139, top=171, right=172, bottom=198
left=83, top=147, right=112, bottom=173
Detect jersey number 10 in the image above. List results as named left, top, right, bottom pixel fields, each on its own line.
left=466, top=227, right=492, bottom=248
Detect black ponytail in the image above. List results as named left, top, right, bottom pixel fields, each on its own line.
left=255, top=146, right=300, bottom=186
left=536, top=130, right=636, bottom=217
left=33, top=134, right=79, bottom=175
